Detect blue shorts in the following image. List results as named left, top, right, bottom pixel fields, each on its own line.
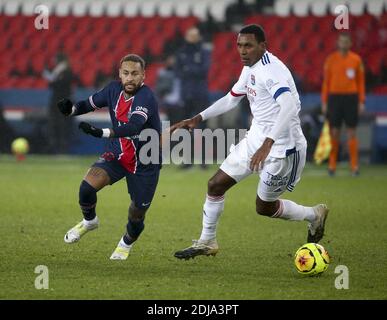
left=92, top=155, right=160, bottom=210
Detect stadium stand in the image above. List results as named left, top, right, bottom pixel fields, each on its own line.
left=1, top=0, right=386, bottom=92
left=1, top=0, right=386, bottom=159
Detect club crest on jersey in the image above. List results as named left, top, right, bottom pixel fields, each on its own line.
left=251, top=75, right=255, bottom=85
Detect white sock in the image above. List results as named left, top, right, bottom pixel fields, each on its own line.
left=83, top=216, right=98, bottom=228
left=199, top=194, right=225, bottom=241
left=119, top=237, right=132, bottom=249
left=272, top=199, right=316, bottom=222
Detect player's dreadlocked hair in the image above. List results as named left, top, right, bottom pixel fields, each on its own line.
left=239, top=24, right=266, bottom=43
left=120, top=54, right=146, bottom=70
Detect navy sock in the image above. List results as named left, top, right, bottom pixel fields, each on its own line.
left=123, top=219, right=145, bottom=245
left=79, top=180, right=97, bottom=221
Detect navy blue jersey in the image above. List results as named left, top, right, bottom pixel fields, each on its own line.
left=76, top=81, right=161, bottom=175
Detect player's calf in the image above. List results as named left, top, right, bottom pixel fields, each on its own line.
left=255, top=198, right=278, bottom=217
left=79, top=180, right=97, bottom=221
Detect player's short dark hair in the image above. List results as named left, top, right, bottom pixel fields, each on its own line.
left=120, top=54, right=145, bottom=70
left=239, top=24, right=266, bottom=43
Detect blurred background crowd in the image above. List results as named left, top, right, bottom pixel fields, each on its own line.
left=0, top=0, right=386, bottom=163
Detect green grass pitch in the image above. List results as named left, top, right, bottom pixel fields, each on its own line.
left=1, top=155, right=386, bottom=300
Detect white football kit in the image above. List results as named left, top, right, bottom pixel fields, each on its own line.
left=201, top=51, right=307, bottom=202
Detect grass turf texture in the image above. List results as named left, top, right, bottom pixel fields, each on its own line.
left=1, top=155, right=386, bottom=299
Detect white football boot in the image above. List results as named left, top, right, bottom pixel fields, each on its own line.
left=110, top=240, right=133, bottom=260
left=64, top=217, right=99, bottom=243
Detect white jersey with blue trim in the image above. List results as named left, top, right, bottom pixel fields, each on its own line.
left=231, top=51, right=306, bottom=158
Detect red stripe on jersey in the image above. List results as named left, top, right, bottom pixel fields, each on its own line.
left=115, top=92, right=133, bottom=122
left=115, top=92, right=137, bottom=173
left=118, top=138, right=137, bottom=173
left=230, top=90, right=246, bottom=97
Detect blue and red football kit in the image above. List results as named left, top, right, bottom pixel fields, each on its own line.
left=74, top=81, right=161, bottom=209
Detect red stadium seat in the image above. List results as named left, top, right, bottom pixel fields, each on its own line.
left=373, top=84, right=387, bottom=94
left=2, top=12, right=387, bottom=91
left=367, top=50, right=387, bottom=76
left=145, top=63, right=164, bottom=89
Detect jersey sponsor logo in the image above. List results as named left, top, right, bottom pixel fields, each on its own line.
left=246, top=86, right=257, bottom=96
left=135, top=106, right=148, bottom=113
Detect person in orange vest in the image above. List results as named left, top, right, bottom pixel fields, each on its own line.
left=321, top=32, right=365, bottom=176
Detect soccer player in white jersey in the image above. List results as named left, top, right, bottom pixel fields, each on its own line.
left=170, top=25, right=329, bottom=260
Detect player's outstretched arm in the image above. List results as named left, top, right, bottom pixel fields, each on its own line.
left=57, top=98, right=97, bottom=117
left=168, top=114, right=202, bottom=134
left=79, top=113, right=145, bottom=138
left=168, top=92, right=243, bottom=134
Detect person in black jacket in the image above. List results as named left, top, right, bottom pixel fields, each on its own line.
left=43, top=52, right=73, bottom=154
left=175, top=27, right=211, bottom=168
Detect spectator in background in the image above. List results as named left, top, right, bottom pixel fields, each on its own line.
left=321, top=33, right=365, bottom=176
left=43, top=52, right=73, bottom=154
left=225, top=0, right=250, bottom=29
left=175, top=27, right=211, bottom=168
left=198, top=12, right=221, bottom=43
left=0, top=101, right=15, bottom=153
left=253, top=0, right=274, bottom=14
left=155, top=55, right=182, bottom=124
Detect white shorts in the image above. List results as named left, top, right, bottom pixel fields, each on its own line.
left=220, top=138, right=306, bottom=202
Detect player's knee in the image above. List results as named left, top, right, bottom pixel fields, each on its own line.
left=128, top=203, right=146, bottom=221
left=207, top=177, right=225, bottom=195
left=79, top=180, right=97, bottom=205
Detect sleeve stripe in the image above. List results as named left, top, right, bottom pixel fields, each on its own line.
left=230, top=90, right=246, bottom=97
left=132, top=110, right=148, bottom=120
left=89, top=96, right=100, bottom=110
left=273, top=87, right=290, bottom=100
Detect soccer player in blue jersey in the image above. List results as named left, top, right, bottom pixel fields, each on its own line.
left=57, top=54, right=161, bottom=260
